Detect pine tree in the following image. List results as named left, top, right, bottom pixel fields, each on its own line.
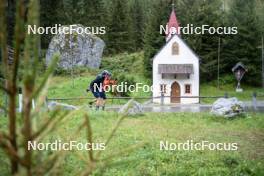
left=177, top=0, right=223, bottom=81
left=223, top=0, right=261, bottom=86
left=7, top=0, right=16, bottom=45
left=80, top=0, right=105, bottom=27
left=197, top=0, right=223, bottom=81
left=130, top=0, right=144, bottom=50
left=61, top=0, right=83, bottom=24
left=40, top=0, right=63, bottom=48
left=143, top=0, right=171, bottom=78
left=105, top=0, right=134, bottom=54
left=256, top=0, right=264, bottom=32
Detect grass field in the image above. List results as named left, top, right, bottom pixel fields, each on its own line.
left=47, top=74, right=151, bottom=105
left=1, top=52, right=264, bottom=175
left=200, top=83, right=264, bottom=104
left=0, top=111, right=264, bottom=175
left=45, top=73, right=264, bottom=106
left=1, top=52, right=263, bottom=106
left=45, top=51, right=264, bottom=105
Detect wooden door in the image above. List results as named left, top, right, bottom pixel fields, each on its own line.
left=171, top=82, right=180, bottom=103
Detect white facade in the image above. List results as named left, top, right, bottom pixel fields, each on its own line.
left=152, top=34, right=200, bottom=104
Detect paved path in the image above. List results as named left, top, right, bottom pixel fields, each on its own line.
left=1, top=101, right=263, bottom=115
left=106, top=101, right=264, bottom=113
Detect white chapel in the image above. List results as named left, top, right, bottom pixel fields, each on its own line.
left=152, top=6, right=200, bottom=104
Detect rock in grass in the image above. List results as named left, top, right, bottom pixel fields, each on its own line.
left=211, top=97, right=245, bottom=118
left=46, top=24, right=105, bottom=69
left=118, top=99, right=144, bottom=115
left=48, top=101, right=78, bottom=111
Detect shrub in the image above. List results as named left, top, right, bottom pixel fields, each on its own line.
left=219, top=75, right=236, bottom=85
left=101, top=52, right=144, bottom=75
left=111, top=71, right=136, bottom=97
left=54, top=66, right=99, bottom=76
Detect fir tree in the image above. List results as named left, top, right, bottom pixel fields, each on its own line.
left=223, top=0, right=261, bottom=85
left=7, top=0, right=16, bottom=45
left=196, top=0, right=223, bottom=81
left=80, top=0, right=105, bottom=27
left=177, top=0, right=223, bottom=81
left=40, top=0, right=63, bottom=48
left=105, top=0, right=134, bottom=54
left=143, top=0, right=170, bottom=78
left=130, top=0, right=144, bottom=50
left=61, top=0, right=83, bottom=24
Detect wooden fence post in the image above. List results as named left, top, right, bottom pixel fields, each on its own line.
left=252, top=92, right=257, bottom=111
left=161, top=93, right=164, bottom=105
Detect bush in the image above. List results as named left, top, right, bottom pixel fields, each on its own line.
left=54, top=67, right=70, bottom=75
left=111, top=71, right=136, bottom=97
left=101, top=52, right=144, bottom=75
left=210, top=74, right=236, bottom=88
left=54, top=66, right=99, bottom=76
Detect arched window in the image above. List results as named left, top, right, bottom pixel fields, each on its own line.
left=172, top=42, right=179, bottom=55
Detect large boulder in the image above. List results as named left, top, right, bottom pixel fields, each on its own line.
left=211, top=97, right=245, bottom=118
left=118, top=99, right=144, bottom=116
left=46, top=24, right=105, bottom=69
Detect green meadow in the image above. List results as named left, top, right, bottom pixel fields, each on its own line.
left=1, top=52, right=263, bottom=107
left=0, top=112, right=264, bottom=175
left=1, top=0, right=264, bottom=175
left=44, top=52, right=264, bottom=106
left=0, top=54, right=263, bottom=175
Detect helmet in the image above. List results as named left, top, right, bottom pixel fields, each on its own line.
left=101, top=70, right=111, bottom=77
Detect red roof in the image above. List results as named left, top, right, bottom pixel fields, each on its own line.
left=166, top=9, right=180, bottom=40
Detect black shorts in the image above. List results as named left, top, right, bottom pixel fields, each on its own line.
left=92, top=91, right=106, bottom=99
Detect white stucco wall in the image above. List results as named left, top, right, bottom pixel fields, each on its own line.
left=152, top=35, right=199, bottom=104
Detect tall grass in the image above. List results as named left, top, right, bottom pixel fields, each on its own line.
left=0, top=0, right=141, bottom=175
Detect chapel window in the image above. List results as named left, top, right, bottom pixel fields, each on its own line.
left=172, top=42, right=179, bottom=55
left=160, top=84, right=167, bottom=93
left=185, top=84, right=191, bottom=94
